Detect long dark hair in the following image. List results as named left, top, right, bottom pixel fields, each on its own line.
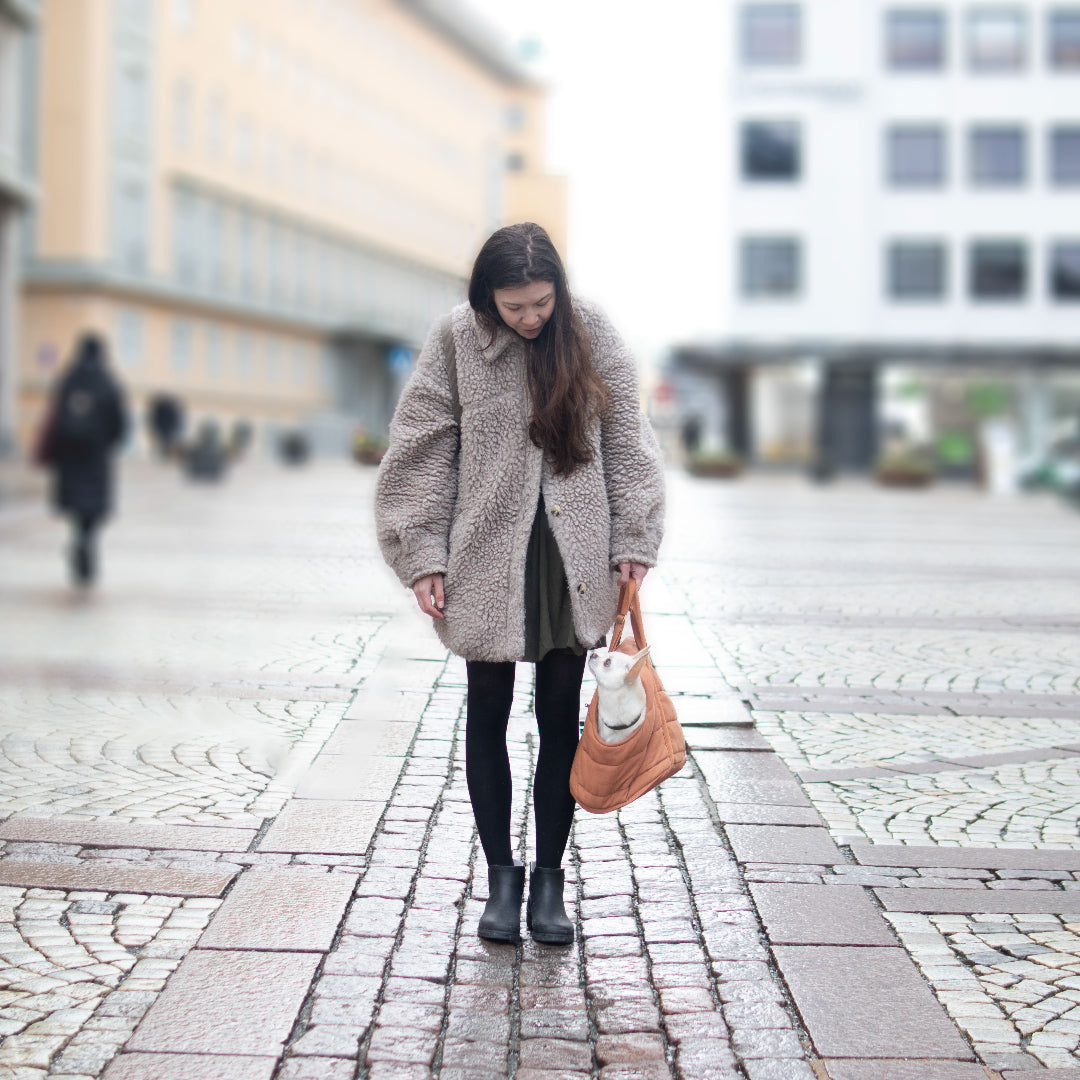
left=468, top=222, right=608, bottom=475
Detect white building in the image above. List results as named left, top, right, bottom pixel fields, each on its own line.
left=672, top=0, right=1080, bottom=475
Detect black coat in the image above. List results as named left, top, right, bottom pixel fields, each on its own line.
left=45, top=347, right=128, bottom=521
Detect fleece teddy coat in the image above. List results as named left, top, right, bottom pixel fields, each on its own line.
left=375, top=298, right=665, bottom=663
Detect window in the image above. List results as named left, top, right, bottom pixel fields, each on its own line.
left=968, top=8, right=1026, bottom=70
left=970, top=240, right=1027, bottom=299
left=172, top=187, right=199, bottom=286
left=1051, top=242, right=1080, bottom=299
left=1050, top=9, right=1080, bottom=68
left=740, top=237, right=801, bottom=297
left=172, top=80, right=193, bottom=151
left=237, top=333, right=253, bottom=379
left=506, top=152, right=525, bottom=172
left=886, top=9, right=946, bottom=70
left=115, top=180, right=148, bottom=273
left=207, top=326, right=225, bottom=378
left=505, top=104, right=525, bottom=132
left=888, top=241, right=948, bottom=299
left=969, top=126, right=1026, bottom=186
left=172, top=0, right=195, bottom=28
left=1051, top=126, right=1080, bottom=184
left=206, top=91, right=226, bottom=160
left=740, top=4, right=801, bottom=66
left=292, top=343, right=308, bottom=386
left=887, top=126, right=946, bottom=186
left=742, top=121, right=801, bottom=181
left=117, top=64, right=149, bottom=144
left=171, top=320, right=193, bottom=375
left=115, top=309, right=144, bottom=372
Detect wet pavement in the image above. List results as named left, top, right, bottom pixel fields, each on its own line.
left=0, top=458, right=1078, bottom=1080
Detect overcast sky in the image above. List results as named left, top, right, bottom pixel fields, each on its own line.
left=466, top=0, right=730, bottom=364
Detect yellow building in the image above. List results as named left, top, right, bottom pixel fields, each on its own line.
left=0, top=0, right=39, bottom=457
left=16, top=0, right=566, bottom=455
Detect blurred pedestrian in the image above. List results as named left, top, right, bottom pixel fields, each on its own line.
left=183, top=419, right=228, bottom=482
left=147, top=393, right=184, bottom=459
left=375, top=223, right=665, bottom=945
left=39, top=333, right=128, bottom=586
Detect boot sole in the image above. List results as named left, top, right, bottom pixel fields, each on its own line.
left=528, top=928, right=574, bottom=945
left=478, top=927, right=520, bottom=944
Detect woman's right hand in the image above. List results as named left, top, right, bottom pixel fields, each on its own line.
left=412, top=573, right=446, bottom=619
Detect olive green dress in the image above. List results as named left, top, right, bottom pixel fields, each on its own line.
left=522, top=494, right=589, bottom=662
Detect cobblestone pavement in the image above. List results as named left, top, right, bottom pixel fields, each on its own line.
left=1, top=462, right=1079, bottom=1079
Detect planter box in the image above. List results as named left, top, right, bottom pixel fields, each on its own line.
left=875, top=469, right=934, bottom=488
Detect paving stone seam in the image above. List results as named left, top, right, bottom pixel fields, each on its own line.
left=691, top=730, right=990, bottom=1068
left=681, top=751, right=821, bottom=1076
left=273, top=656, right=449, bottom=1071
left=616, top=795, right=680, bottom=1077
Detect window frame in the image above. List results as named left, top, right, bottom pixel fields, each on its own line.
left=1050, top=125, right=1080, bottom=185
left=1049, top=8, right=1080, bottom=70
left=886, top=124, right=948, bottom=187
left=967, top=6, right=1028, bottom=72
left=1050, top=240, right=1080, bottom=301
left=969, top=125, right=1027, bottom=187
left=887, top=240, right=949, bottom=300
left=739, top=3, right=802, bottom=67
left=885, top=8, right=947, bottom=71
left=969, top=239, right=1028, bottom=300
left=739, top=236, right=803, bottom=299
left=741, top=119, right=803, bottom=182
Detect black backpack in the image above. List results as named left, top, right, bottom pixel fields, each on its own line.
left=54, top=385, right=106, bottom=448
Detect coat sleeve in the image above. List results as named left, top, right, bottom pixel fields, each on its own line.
left=374, top=315, right=459, bottom=589
left=584, top=303, right=666, bottom=568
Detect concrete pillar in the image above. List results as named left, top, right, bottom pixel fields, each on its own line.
left=0, top=202, right=17, bottom=458
left=1020, top=371, right=1052, bottom=465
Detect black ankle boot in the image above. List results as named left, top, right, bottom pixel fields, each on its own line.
left=526, top=863, right=574, bottom=945
left=477, top=864, right=525, bottom=944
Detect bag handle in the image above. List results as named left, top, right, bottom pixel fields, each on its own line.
left=610, top=578, right=648, bottom=652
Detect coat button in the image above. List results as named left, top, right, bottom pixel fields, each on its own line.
left=551, top=504, right=562, bottom=516
left=577, top=582, right=587, bottom=594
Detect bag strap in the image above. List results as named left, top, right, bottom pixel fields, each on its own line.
left=610, top=578, right=648, bottom=652
left=440, top=315, right=461, bottom=424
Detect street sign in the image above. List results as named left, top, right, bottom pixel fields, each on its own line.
left=387, top=346, right=413, bottom=374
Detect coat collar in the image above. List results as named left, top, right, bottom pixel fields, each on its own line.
left=457, top=303, right=522, bottom=365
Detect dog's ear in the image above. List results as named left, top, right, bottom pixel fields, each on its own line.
left=625, top=646, right=650, bottom=683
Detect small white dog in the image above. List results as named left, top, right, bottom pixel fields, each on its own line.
left=587, top=645, right=651, bottom=743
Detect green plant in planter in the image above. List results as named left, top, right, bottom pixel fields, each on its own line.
left=874, top=449, right=935, bottom=487
left=686, top=450, right=744, bottom=478
left=353, top=431, right=388, bottom=465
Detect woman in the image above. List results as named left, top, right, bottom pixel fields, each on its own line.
left=40, top=333, right=128, bottom=586
left=375, top=223, right=664, bottom=944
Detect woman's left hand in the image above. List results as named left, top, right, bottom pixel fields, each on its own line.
left=618, top=561, right=649, bottom=585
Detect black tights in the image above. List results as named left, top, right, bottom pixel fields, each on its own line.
left=465, top=650, right=585, bottom=870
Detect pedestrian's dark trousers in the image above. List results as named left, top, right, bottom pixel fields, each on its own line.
left=70, top=511, right=100, bottom=583
left=465, top=650, right=585, bottom=869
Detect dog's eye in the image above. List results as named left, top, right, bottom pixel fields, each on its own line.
left=603, top=658, right=611, bottom=667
